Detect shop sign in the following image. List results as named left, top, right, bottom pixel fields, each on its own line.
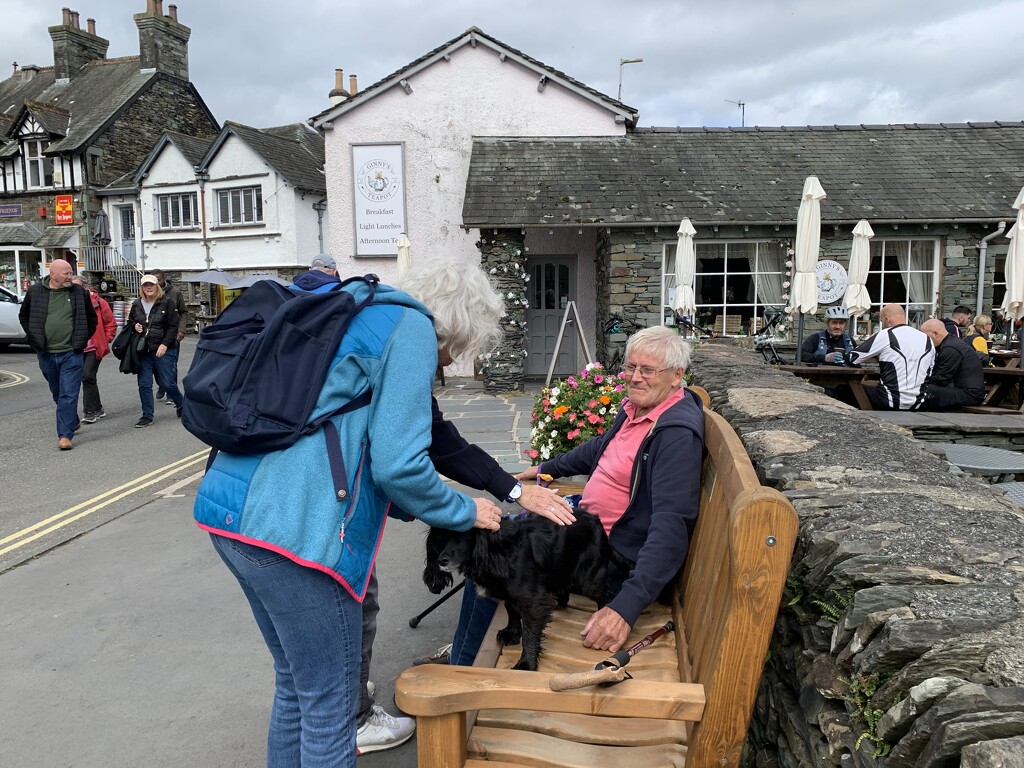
left=351, top=143, right=406, bottom=257
left=55, top=195, right=74, bottom=224
left=0, top=203, right=22, bottom=217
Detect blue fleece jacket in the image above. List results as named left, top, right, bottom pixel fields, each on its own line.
left=193, top=281, right=476, bottom=601
left=539, top=390, right=705, bottom=626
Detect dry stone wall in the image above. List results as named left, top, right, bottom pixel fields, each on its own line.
left=689, top=344, right=1024, bottom=768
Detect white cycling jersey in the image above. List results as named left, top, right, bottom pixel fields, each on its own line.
left=850, top=324, right=934, bottom=409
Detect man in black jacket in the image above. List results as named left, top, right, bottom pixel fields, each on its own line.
left=19, top=259, right=97, bottom=450
left=921, top=319, right=985, bottom=410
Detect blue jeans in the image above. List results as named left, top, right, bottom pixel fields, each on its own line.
left=136, top=349, right=184, bottom=418
left=36, top=351, right=84, bottom=439
left=211, top=534, right=361, bottom=768
left=451, top=580, right=498, bottom=666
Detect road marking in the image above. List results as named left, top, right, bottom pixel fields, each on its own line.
left=0, top=450, right=209, bottom=557
left=153, top=469, right=206, bottom=498
left=0, top=369, right=30, bottom=388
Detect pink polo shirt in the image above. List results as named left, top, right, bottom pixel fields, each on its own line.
left=580, top=387, right=685, bottom=535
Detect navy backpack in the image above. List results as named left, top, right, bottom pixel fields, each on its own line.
left=181, top=275, right=378, bottom=455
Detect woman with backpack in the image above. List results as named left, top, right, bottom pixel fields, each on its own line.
left=128, top=274, right=184, bottom=427
left=71, top=275, right=117, bottom=424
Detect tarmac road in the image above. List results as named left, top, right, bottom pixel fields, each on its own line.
left=0, top=343, right=539, bottom=767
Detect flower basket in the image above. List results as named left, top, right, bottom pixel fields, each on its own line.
left=525, top=363, right=626, bottom=464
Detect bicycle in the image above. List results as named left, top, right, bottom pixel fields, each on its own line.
left=602, top=314, right=645, bottom=372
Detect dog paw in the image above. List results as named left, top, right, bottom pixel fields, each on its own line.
left=512, top=656, right=538, bottom=671
left=496, top=627, right=522, bottom=646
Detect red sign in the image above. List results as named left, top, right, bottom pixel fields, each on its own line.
left=55, top=195, right=74, bottom=225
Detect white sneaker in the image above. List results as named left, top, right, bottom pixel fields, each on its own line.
left=356, top=703, right=415, bottom=754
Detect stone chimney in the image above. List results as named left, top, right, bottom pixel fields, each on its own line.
left=48, top=7, right=110, bottom=81
left=134, top=0, right=191, bottom=80
left=349, top=74, right=358, bottom=95
left=328, top=69, right=350, bottom=106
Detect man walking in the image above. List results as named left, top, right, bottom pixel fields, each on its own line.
left=149, top=269, right=188, bottom=402
left=19, top=259, right=97, bottom=450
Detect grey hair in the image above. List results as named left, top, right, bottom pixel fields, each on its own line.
left=398, top=258, right=505, bottom=358
left=625, top=326, right=691, bottom=371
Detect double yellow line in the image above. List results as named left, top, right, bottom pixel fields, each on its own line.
left=0, top=449, right=210, bottom=558
left=0, top=369, right=30, bottom=388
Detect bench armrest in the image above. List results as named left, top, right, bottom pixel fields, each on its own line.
left=396, top=665, right=705, bottom=722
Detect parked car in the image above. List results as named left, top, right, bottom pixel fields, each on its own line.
left=0, top=285, right=28, bottom=349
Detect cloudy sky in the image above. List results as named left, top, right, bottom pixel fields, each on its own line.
left=5, top=0, right=1021, bottom=130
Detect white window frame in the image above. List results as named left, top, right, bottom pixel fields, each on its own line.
left=852, top=237, right=940, bottom=336
left=216, top=185, right=263, bottom=226
left=663, top=239, right=787, bottom=336
left=25, top=139, right=53, bottom=189
left=154, top=192, right=199, bottom=230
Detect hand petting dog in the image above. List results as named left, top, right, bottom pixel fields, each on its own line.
left=514, top=466, right=575, bottom=525
left=472, top=498, right=503, bottom=531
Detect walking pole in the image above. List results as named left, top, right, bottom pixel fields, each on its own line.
left=549, top=620, right=675, bottom=691
left=408, top=580, right=465, bottom=628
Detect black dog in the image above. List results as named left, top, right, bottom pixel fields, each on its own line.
left=423, top=511, right=624, bottom=671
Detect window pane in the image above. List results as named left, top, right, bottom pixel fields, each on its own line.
left=218, top=191, right=229, bottom=224
left=253, top=190, right=263, bottom=221
left=242, top=189, right=254, bottom=222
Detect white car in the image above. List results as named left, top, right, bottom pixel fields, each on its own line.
left=0, top=285, right=28, bottom=349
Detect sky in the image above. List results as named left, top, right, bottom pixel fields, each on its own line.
left=3, top=0, right=1022, bottom=130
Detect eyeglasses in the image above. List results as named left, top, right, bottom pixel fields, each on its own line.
left=623, top=364, right=672, bottom=378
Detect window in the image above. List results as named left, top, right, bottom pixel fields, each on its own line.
left=216, top=186, right=263, bottom=225
left=861, top=238, right=939, bottom=330
left=25, top=140, right=54, bottom=189
left=664, top=240, right=787, bottom=335
left=155, top=193, right=199, bottom=230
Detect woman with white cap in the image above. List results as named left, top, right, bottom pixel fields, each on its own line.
left=127, top=274, right=184, bottom=427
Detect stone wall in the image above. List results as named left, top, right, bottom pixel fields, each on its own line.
left=688, top=344, right=1024, bottom=768
left=478, top=230, right=528, bottom=393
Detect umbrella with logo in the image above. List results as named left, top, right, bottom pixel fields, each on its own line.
left=999, top=186, right=1024, bottom=352
left=670, top=218, right=697, bottom=321
left=181, top=269, right=236, bottom=286
left=396, top=233, right=412, bottom=278
left=231, top=273, right=291, bottom=288
left=843, top=219, right=874, bottom=323
left=791, top=176, right=826, bottom=363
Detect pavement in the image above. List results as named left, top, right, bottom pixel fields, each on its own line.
left=0, top=379, right=539, bottom=768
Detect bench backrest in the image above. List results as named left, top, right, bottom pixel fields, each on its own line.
left=678, top=406, right=798, bottom=767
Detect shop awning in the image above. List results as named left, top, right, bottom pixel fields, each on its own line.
left=0, top=222, right=43, bottom=246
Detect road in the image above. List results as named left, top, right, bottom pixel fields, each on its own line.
left=0, top=341, right=531, bottom=767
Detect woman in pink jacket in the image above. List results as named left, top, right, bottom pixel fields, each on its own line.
left=72, top=276, right=117, bottom=424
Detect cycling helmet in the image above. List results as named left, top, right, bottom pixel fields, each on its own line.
left=824, top=305, right=849, bottom=320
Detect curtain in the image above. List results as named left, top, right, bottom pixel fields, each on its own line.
left=754, top=245, right=785, bottom=307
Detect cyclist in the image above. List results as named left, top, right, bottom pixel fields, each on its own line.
left=802, top=305, right=855, bottom=365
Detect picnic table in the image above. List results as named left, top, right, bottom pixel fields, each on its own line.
left=989, top=349, right=1020, bottom=368
left=777, top=364, right=878, bottom=410
left=979, top=367, right=1024, bottom=411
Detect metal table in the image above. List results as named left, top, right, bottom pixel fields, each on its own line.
left=934, top=443, right=1024, bottom=478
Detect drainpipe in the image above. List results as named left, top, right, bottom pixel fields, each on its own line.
left=976, top=220, right=1007, bottom=317
left=313, top=198, right=328, bottom=253
left=196, top=169, right=212, bottom=269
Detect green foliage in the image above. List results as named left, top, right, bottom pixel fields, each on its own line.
left=841, top=672, right=895, bottom=758
left=809, top=586, right=855, bottom=624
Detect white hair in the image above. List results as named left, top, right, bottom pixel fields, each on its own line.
left=398, top=258, right=505, bottom=358
left=625, top=326, right=692, bottom=370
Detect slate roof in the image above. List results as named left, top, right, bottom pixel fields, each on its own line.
left=164, top=131, right=215, bottom=168
left=24, top=101, right=71, bottom=137
left=33, top=225, right=80, bottom=248
left=0, top=221, right=42, bottom=245
left=310, top=27, right=636, bottom=126
left=203, top=122, right=325, bottom=193
left=463, top=123, right=1024, bottom=228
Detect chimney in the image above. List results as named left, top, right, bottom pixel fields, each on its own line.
left=168, top=5, right=178, bottom=22
left=328, top=68, right=349, bottom=106
left=49, top=7, right=110, bottom=81
left=134, top=1, right=191, bottom=80
left=87, top=18, right=96, bottom=35
left=349, top=74, right=358, bottom=95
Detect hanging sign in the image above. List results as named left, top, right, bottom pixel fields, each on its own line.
left=55, top=195, right=74, bottom=225
left=815, top=260, right=849, bottom=304
left=351, top=143, right=406, bottom=257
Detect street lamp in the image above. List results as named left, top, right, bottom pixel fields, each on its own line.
left=618, top=57, right=643, bottom=101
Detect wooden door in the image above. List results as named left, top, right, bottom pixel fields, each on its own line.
left=526, top=257, right=577, bottom=377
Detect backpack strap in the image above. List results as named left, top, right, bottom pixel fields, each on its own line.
left=314, top=389, right=373, bottom=501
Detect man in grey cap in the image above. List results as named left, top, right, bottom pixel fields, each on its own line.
left=309, top=254, right=337, bottom=275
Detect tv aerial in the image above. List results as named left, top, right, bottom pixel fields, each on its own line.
left=725, top=99, right=746, bottom=127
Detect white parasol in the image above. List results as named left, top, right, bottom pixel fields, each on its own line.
left=396, top=233, right=412, bottom=278
left=790, top=176, right=826, bottom=316
left=670, top=218, right=697, bottom=318
left=843, top=219, right=874, bottom=317
left=1000, top=186, right=1024, bottom=322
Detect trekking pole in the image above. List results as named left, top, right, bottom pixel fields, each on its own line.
left=408, top=580, right=466, bottom=628
left=549, top=620, right=675, bottom=691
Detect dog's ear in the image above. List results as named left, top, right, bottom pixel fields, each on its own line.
left=423, top=528, right=454, bottom=594
left=474, top=528, right=510, bottom=582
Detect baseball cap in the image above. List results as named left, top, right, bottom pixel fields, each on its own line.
left=141, top=274, right=159, bottom=286
left=311, top=254, right=336, bottom=270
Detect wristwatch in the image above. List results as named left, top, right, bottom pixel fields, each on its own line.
left=505, top=481, right=523, bottom=504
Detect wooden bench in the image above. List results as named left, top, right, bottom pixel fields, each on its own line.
left=396, top=387, right=799, bottom=768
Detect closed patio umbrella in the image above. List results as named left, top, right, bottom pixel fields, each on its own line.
left=791, top=176, right=826, bottom=362
left=396, top=233, right=412, bottom=278
left=92, top=210, right=111, bottom=245
left=670, top=218, right=697, bottom=320
left=1000, top=186, right=1024, bottom=325
left=843, top=219, right=874, bottom=319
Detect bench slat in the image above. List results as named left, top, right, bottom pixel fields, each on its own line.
left=469, top=726, right=688, bottom=768
left=476, top=709, right=690, bottom=746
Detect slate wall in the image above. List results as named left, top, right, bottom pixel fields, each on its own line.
left=688, top=344, right=1024, bottom=768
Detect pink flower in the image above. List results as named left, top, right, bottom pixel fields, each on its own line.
left=594, top=375, right=604, bottom=384
left=614, top=384, right=623, bottom=392
left=568, top=413, right=577, bottom=422
left=567, top=376, right=577, bottom=387
left=567, top=429, right=581, bottom=440
left=525, top=449, right=539, bottom=459
left=580, top=369, right=589, bottom=379
left=587, top=413, right=601, bottom=424
left=589, top=399, right=598, bottom=408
